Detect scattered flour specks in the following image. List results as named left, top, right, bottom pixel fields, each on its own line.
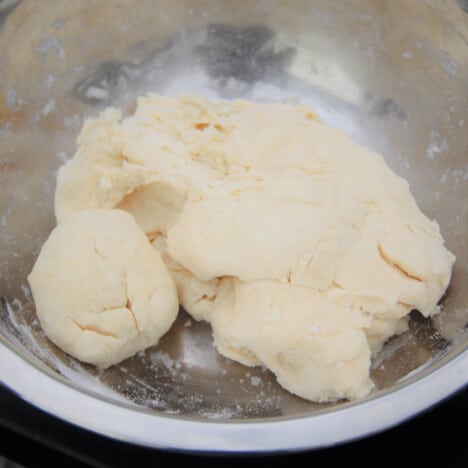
left=20, top=284, right=31, bottom=299
left=43, top=74, right=56, bottom=89
left=36, top=36, right=66, bottom=60
left=42, top=98, right=56, bottom=116
left=6, top=88, right=16, bottom=109
left=150, top=351, right=175, bottom=369
left=250, top=376, right=262, bottom=387
left=426, top=131, right=448, bottom=160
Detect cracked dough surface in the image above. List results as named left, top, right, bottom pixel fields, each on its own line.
left=53, top=94, right=455, bottom=401
left=28, top=209, right=179, bottom=368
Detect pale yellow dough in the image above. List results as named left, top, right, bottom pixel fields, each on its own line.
left=54, top=94, right=455, bottom=401
left=28, top=209, right=179, bottom=368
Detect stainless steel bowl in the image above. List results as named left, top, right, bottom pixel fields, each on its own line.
left=0, top=0, right=467, bottom=453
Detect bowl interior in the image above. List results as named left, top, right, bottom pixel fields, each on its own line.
left=0, top=0, right=467, bottom=420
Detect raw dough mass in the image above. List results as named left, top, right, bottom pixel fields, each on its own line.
left=28, top=209, right=179, bottom=368
left=50, top=94, right=455, bottom=401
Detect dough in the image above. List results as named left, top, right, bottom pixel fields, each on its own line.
left=28, top=209, right=179, bottom=368
left=54, top=94, right=455, bottom=401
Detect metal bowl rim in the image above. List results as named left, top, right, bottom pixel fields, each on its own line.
left=0, top=337, right=466, bottom=453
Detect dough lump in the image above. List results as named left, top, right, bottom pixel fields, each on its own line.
left=54, top=94, right=455, bottom=401
left=28, top=209, right=179, bottom=368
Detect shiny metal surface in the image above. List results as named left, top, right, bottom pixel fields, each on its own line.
left=0, top=0, right=467, bottom=451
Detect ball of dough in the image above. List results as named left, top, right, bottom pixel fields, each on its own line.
left=52, top=94, right=456, bottom=401
left=28, top=209, right=179, bottom=368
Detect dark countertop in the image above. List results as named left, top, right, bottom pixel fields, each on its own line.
left=0, top=384, right=465, bottom=468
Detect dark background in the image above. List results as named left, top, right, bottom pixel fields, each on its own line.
left=0, top=384, right=465, bottom=468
